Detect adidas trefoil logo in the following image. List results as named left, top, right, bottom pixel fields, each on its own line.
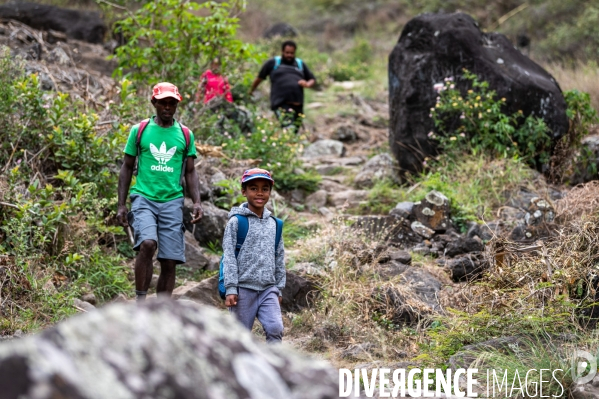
left=150, top=142, right=176, bottom=173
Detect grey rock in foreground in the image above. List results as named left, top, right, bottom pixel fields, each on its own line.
left=0, top=300, right=341, bottom=399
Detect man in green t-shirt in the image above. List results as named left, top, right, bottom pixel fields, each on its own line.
left=117, top=82, right=203, bottom=301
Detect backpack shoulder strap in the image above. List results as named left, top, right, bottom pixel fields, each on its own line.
left=233, top=215, right=249, bottom=256
left=177, top=121, right=192, bottom=187
left=271, top=216, right=284, bottom=251
left=273, top=56, right=281, bottom=71
left=180, top=124, right=191, bottom=153
left=136, top=118, right=151, bottom=148
left=296, top=58, right=303, bottom=72
left=133, top=118, right=151, bottom=176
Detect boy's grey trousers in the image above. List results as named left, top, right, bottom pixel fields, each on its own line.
left=229, top=286, right=284, bottom=343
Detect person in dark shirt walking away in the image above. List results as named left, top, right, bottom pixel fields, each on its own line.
left=249, top=40, right=316, bottom=131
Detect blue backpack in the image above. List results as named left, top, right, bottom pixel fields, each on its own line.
left=218, top=215, right=284, bottom=300
left=274, top=56, right=304, bottom=72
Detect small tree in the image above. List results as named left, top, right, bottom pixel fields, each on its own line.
left=113, top=0, right=261, bottom=97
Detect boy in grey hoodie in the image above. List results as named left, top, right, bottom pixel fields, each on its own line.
left=222, top=168, right=285, bottom=343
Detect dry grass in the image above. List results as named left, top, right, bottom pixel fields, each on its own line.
left=287, top=221, right=443, bottom=367
left=546, top=62, right=599, bottom=111
left=456, top=212, right=599, bottom=334
left=555, top=180, right=599, bottom=223
left=290, top=181, right=599, bottom=370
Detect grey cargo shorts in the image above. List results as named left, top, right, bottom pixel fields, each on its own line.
left=127, top=195, right=186, bottom=264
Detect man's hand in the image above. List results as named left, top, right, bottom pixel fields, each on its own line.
left=117, top=205, right=129, bottom=227
left=298, top=79, right=315, bottom=89
left=278, top=296, right=282, bottom=305
left=190, top=202, right=203, bottom=224
left=225, top=294, right=238, bottom=307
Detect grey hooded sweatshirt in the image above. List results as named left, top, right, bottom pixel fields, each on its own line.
left=222, top=203, right=285, bottom=296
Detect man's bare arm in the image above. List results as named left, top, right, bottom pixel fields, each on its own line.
left=117, top=154, right=136, bottom=227
left=249, top=77, right=264, bottom=95
left=185, top=157, right=203, bottom=223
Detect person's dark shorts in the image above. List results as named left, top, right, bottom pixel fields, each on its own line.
left=127, top=195, right=186, bottom=264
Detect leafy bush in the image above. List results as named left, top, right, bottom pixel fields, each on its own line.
left=328, top=62, right=369, bottom=82
left=550, top=89, right=599, bottom=183
left=198, top=112, right=321, bottom=192
left=431, top=70, right=551, bottom=168
left=0, top=48, right=134, bottom=332
left=114, top=0, right=262, bottom=97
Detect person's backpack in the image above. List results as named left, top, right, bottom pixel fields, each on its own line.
left=273, top=56, right=304, bottom=73
left=218, top=214, right=284, bottom=300
left=133, top=117, right=191, bottom=186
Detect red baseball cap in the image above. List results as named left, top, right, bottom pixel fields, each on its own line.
left=151, top=82, right=182, bottom=102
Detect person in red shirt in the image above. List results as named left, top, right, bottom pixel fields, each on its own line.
left=195, top=58, right=233, bottom=104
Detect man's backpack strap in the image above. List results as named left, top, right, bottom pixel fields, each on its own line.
left=273, top=56, right=303, bottom=72
left=178, top=123, right=191, bottom=187
left=274, top=56, right=281, bottom=70
left=136, top=118, right=151, bottom=147
left=133, top=118, right=151, bottom=176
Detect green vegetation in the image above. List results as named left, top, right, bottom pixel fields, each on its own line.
left=359, top=155, right=533, bottom=231
left=431, top=70, right=551, bottom=168
left=0, top=47, right=133, bottom=333
left=199, top=112, right=321, bottom=192
left=114, top=0, right=262, bottom=97
left=551, top=89, right=599, bottom=182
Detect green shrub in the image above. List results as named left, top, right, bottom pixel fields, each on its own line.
left=198, top=112, right=321, bottom=192
left=431, top=69, right=551, bottom=168
left=114, top=0, right=262, bottom=97
left=328, top=62, right=369, bottom=82
left=0, top=48, right=134, bottom=332
left=550, top=89, right=599, bottom=182
left=408, top=154, right=533, bottom=230
left=360, top=179, right=404, bottom=214
left=214, top=178, right=246, bottom=209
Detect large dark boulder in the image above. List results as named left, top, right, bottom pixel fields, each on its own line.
left=263, top=22, right=298, bottom=39
left=0, top=300, right=341, bottom=398
left=388, top=12, right=569, bottom=174
left=0, top=2, right=106, bottom=44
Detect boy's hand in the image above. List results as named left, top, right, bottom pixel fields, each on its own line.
left=225, top=294, right=238, bottom=307
left=278, top=296, right=282, bottom=305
